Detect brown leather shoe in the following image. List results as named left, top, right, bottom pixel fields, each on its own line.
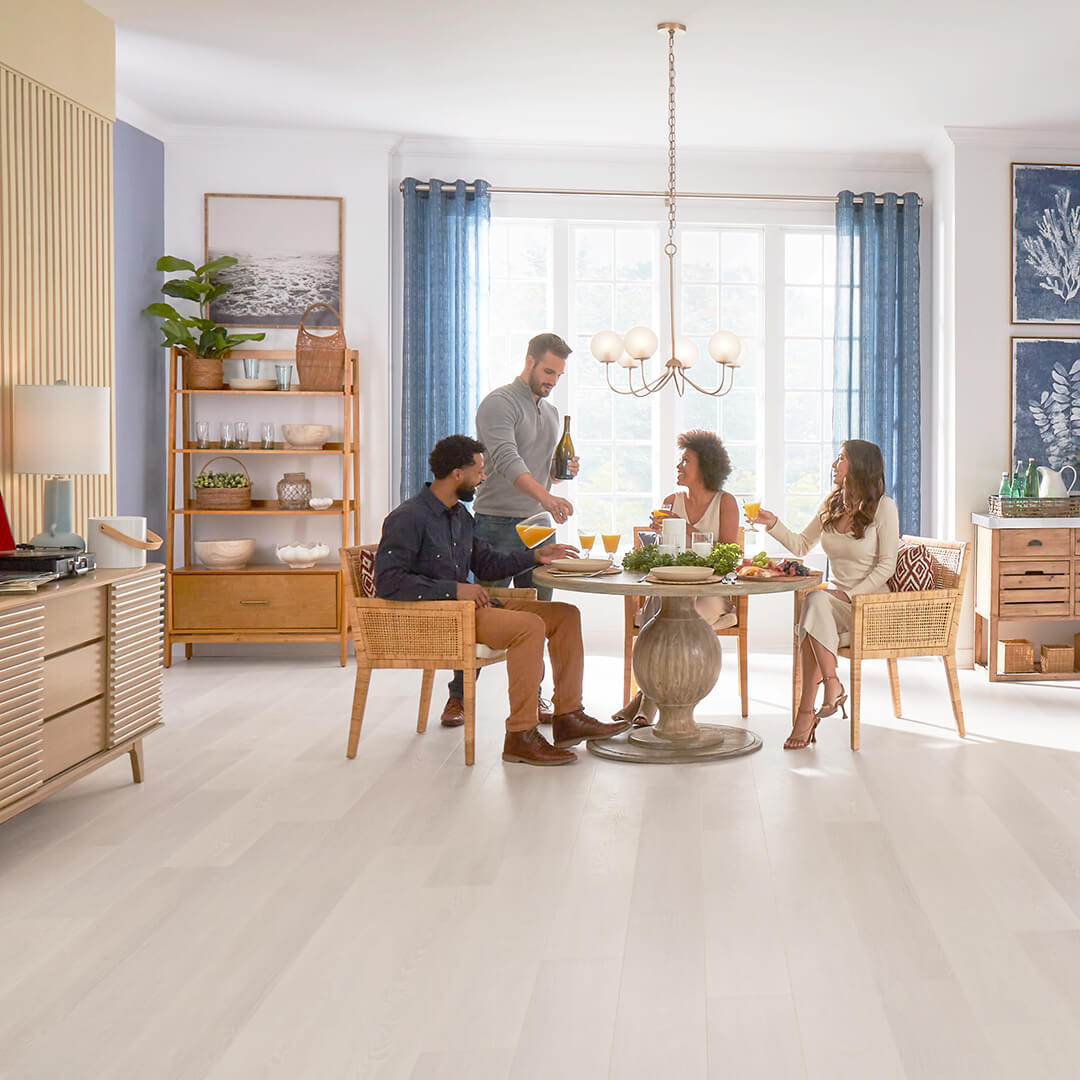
left=440, top=696, right=465, bottom=728
left=502, top=727, right=577, bottom=766
left=551, top=710, right=630, bottom=748
left=538, top=696, right=553, bottom=725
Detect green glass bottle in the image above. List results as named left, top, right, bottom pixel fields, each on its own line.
left=1011, top=461, right=1025, bottom=497
left=999, top=471, right=1011, bottom=498
left=1024, top=458, right=1038, bottom=498
left=553, top=416, right=575, bottom=480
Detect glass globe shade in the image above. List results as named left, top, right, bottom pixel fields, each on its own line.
left=707, top=329, right=742, bottom=366
left=617, top=351, right=641, bottom=369
left=622, top=325, right=659, bottom=360
left=590, top=330, right=623, bottom=364
left=674, top=336, right=699, bottom=369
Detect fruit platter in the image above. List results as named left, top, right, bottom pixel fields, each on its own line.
left=736, top=551, right=815, bottom=579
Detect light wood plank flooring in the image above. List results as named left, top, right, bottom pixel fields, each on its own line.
left=1, top=647, right=1079, bottom=1079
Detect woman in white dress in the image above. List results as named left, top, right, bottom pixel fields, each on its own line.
left=753, top=440, right=899, bottom=750
left=614, top=429, right=740, bottom=726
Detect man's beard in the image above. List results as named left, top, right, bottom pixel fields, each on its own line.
left=528, top=373, right=550, bottom=397
left=456, top=484, right=476, bottom=502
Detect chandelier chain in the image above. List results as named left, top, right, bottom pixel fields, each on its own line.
left=666, top=28, right=677, bottom=255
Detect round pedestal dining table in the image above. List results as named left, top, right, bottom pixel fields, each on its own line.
left=533, top=565, right=822, bottom=763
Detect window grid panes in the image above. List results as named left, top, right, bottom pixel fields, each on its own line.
left=568, top=224, right=659, bottom=538
left=488, top=221, right=554, bottom=391
left=782, top=230, right=837, bottom=527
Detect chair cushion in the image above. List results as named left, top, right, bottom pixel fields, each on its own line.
left=888, top=543, right=936, bottom=592
left=476, top=644, right=506, bottom=660
left=358, top=547, right=377, bottom=598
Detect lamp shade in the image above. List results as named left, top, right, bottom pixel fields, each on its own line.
left=13, top=383, right=111, bottom=475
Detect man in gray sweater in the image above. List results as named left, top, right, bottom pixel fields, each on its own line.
left=440, top=332, right=579, bottom=728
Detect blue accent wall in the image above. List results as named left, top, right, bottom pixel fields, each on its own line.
left=113, top=120, right=165, bottom=554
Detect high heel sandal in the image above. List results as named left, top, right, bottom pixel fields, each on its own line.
left=814, top=678, right=847, bottom=720
left=784, top=706, right=821, bottom=750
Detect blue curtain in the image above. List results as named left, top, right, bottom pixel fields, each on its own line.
left=833, top=190, right=921, bottom=534
left=400, top=178, right=490, bottom=502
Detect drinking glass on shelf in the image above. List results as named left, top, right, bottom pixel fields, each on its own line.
left=601, top=533, right=621, bottom=555
left=577, top=530, right=596, bottom=554
left=743, top=499, right=761, bottom=533
left=235, top=420, right=248, bottom=449
left=220, top=422, right=234, bottom=450
left=275, top=364, right=293, bottom=391
left=261, top=422, right=274, bottom=450
left=691, top=531, right=714, bottom=558
left=243, top=357, right=260, bottom=379
left=194, top=421, right=210, bottom=449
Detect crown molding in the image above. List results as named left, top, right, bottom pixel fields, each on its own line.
left=946, top=125, right=1080, bottom=150
left=115, top=95, right=175, bottom=142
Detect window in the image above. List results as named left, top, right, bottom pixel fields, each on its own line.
left=486, top=213, right=837, bottom=546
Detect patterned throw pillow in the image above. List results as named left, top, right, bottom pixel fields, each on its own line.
left=888, top=543, right=937, bottom=592
left=359, top=547, right=377, bottom=598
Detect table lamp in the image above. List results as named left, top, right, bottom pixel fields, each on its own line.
left=13, top=380, right=111, bottom=550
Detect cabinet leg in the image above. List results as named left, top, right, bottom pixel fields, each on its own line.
left=129, top=740, right=145, bottom=783
left=973, top=613, right=984, bottom=668
left=184, top=644, right=193, bottom=660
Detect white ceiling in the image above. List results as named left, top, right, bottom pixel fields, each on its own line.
left=91, top=0, right=1080, bottom=155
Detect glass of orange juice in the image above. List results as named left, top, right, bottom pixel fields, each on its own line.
left=601, top=533, right=621, bottom=555
left=578, top=531, right=596, bottom=553
left=515, top=512, right=556, bottom=548
left=743, top=500, right=761, bottom=533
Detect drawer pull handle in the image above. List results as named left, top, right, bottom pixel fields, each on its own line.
left=1027, top=539, right=1043, bottom=546
left=239, top=600, right=269, bottom=606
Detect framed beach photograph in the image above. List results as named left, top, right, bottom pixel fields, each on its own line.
left=1012, top=163, right=1080, bottom=323
left=1010, top=337, right=1080, bottom=467
left=204, top=193, right=342, bottom=328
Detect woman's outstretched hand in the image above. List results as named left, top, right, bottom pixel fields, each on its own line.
left=752, top=507, right=777, bottom=528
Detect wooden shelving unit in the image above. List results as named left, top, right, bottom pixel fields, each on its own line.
left=164, top=347, right=360, bottom=667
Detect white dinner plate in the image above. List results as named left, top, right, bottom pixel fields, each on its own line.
left=649, top=565, right=715, bottom=583
left=547, top=557, right=612, bottom=573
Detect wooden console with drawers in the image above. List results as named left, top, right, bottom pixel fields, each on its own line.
left=972, top=515, right=1080, bottom=681
left=0, top=566, right=164, bottom=825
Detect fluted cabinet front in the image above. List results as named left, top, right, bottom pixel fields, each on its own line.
left=0, top=604, right=46, bottom=810
left=106, top=569, right=164, bottom=747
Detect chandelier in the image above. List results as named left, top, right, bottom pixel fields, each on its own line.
left=589, top=22, right=742, bottom=398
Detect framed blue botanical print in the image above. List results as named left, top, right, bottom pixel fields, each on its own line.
left=1011, top=337, right=1080, bottom=468
left=1013, top=163, right=1080, bottom=323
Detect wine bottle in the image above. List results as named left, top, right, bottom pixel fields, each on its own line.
left=553, top=416, right=575, bottom=480
left=1024, top=458, right=1039, bottom=498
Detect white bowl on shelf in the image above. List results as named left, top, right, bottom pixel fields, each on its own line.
left=281, top=424, right=331, bottom=448
left=275, top=542, right=330, bottom=569
left=194, top=538, right=256, bottom=569
left=308, top=496, right=334, bottom=510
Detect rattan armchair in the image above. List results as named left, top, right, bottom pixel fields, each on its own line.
left=794, top=535, right=970, bottom=750
left=340, top=545, right=535, bottom=765
left=623, top=526, right=749, bottom=717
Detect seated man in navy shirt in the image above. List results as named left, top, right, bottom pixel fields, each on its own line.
left=376, top=434, right=629, bottom=766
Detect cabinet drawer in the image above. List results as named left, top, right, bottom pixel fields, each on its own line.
left=41, top=699, right=106, bottom=780
left=42, top=640, right=105, bottom=719
left=173, top=573, right=339, bottom=631
left=43, top=587, right=105, bottom=657
left=999, top=529, right=1072, bottom=558
left=999, top=562, right=1071, bottom=589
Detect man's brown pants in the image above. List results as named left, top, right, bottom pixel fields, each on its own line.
left=474, top=599, right=584, bottom=732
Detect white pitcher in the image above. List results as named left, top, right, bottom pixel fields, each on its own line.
left=1036, top=464, right=1078, bottom=497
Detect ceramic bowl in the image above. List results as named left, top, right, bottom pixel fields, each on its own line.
left=548, top=557, right=612, bottom=573
left=194, top=538, right=256, bottom=569
left=275, top=542, right=330, bottom=569
left=649, top=565, right=715, bottom=583
left=308, top=496, right=334, bottom=510
left=281, top=424, right=331, bottom=448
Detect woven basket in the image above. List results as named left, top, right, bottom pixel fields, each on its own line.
left=295, top=303, right=346, bottom=390
left=997, top=638, right=1034, bottom=674
left=181, top=351, right=224, bottom=390
left=1041, top=644, right=1075, bottom=674
left=194, top=456, right=251, bottom=510
left=987, top=494, right=1080, bottom=518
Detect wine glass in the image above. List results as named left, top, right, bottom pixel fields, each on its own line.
left=577, top=529, right=596, bottom=554
left=743, top=499, right=761, bottom=534
left=601, top=532, right=621, bottom=555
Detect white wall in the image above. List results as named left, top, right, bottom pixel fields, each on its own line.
left=945, top=127, right=1080, bottom=655
left=164, top=128, right=395, bottom=545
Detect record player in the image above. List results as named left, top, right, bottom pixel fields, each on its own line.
left=0, top=545, right=96, bottom=579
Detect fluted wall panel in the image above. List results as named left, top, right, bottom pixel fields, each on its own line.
left=0, top=62, right=115, bottom=544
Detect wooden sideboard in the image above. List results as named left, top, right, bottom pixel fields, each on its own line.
left=972, top=514, right=1080, bottom=681
left=0, top=566, right=164, bottom=825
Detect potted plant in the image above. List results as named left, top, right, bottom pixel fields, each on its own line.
left=143, top=255, right=266, bottom=389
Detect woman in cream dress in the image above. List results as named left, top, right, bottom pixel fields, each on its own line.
left=614, top=429, right=740, bottom=726
left=753, top=440, right=899, bottom=750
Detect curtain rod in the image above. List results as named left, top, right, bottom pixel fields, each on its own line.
left=399, top=182, right=923, bottom=207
